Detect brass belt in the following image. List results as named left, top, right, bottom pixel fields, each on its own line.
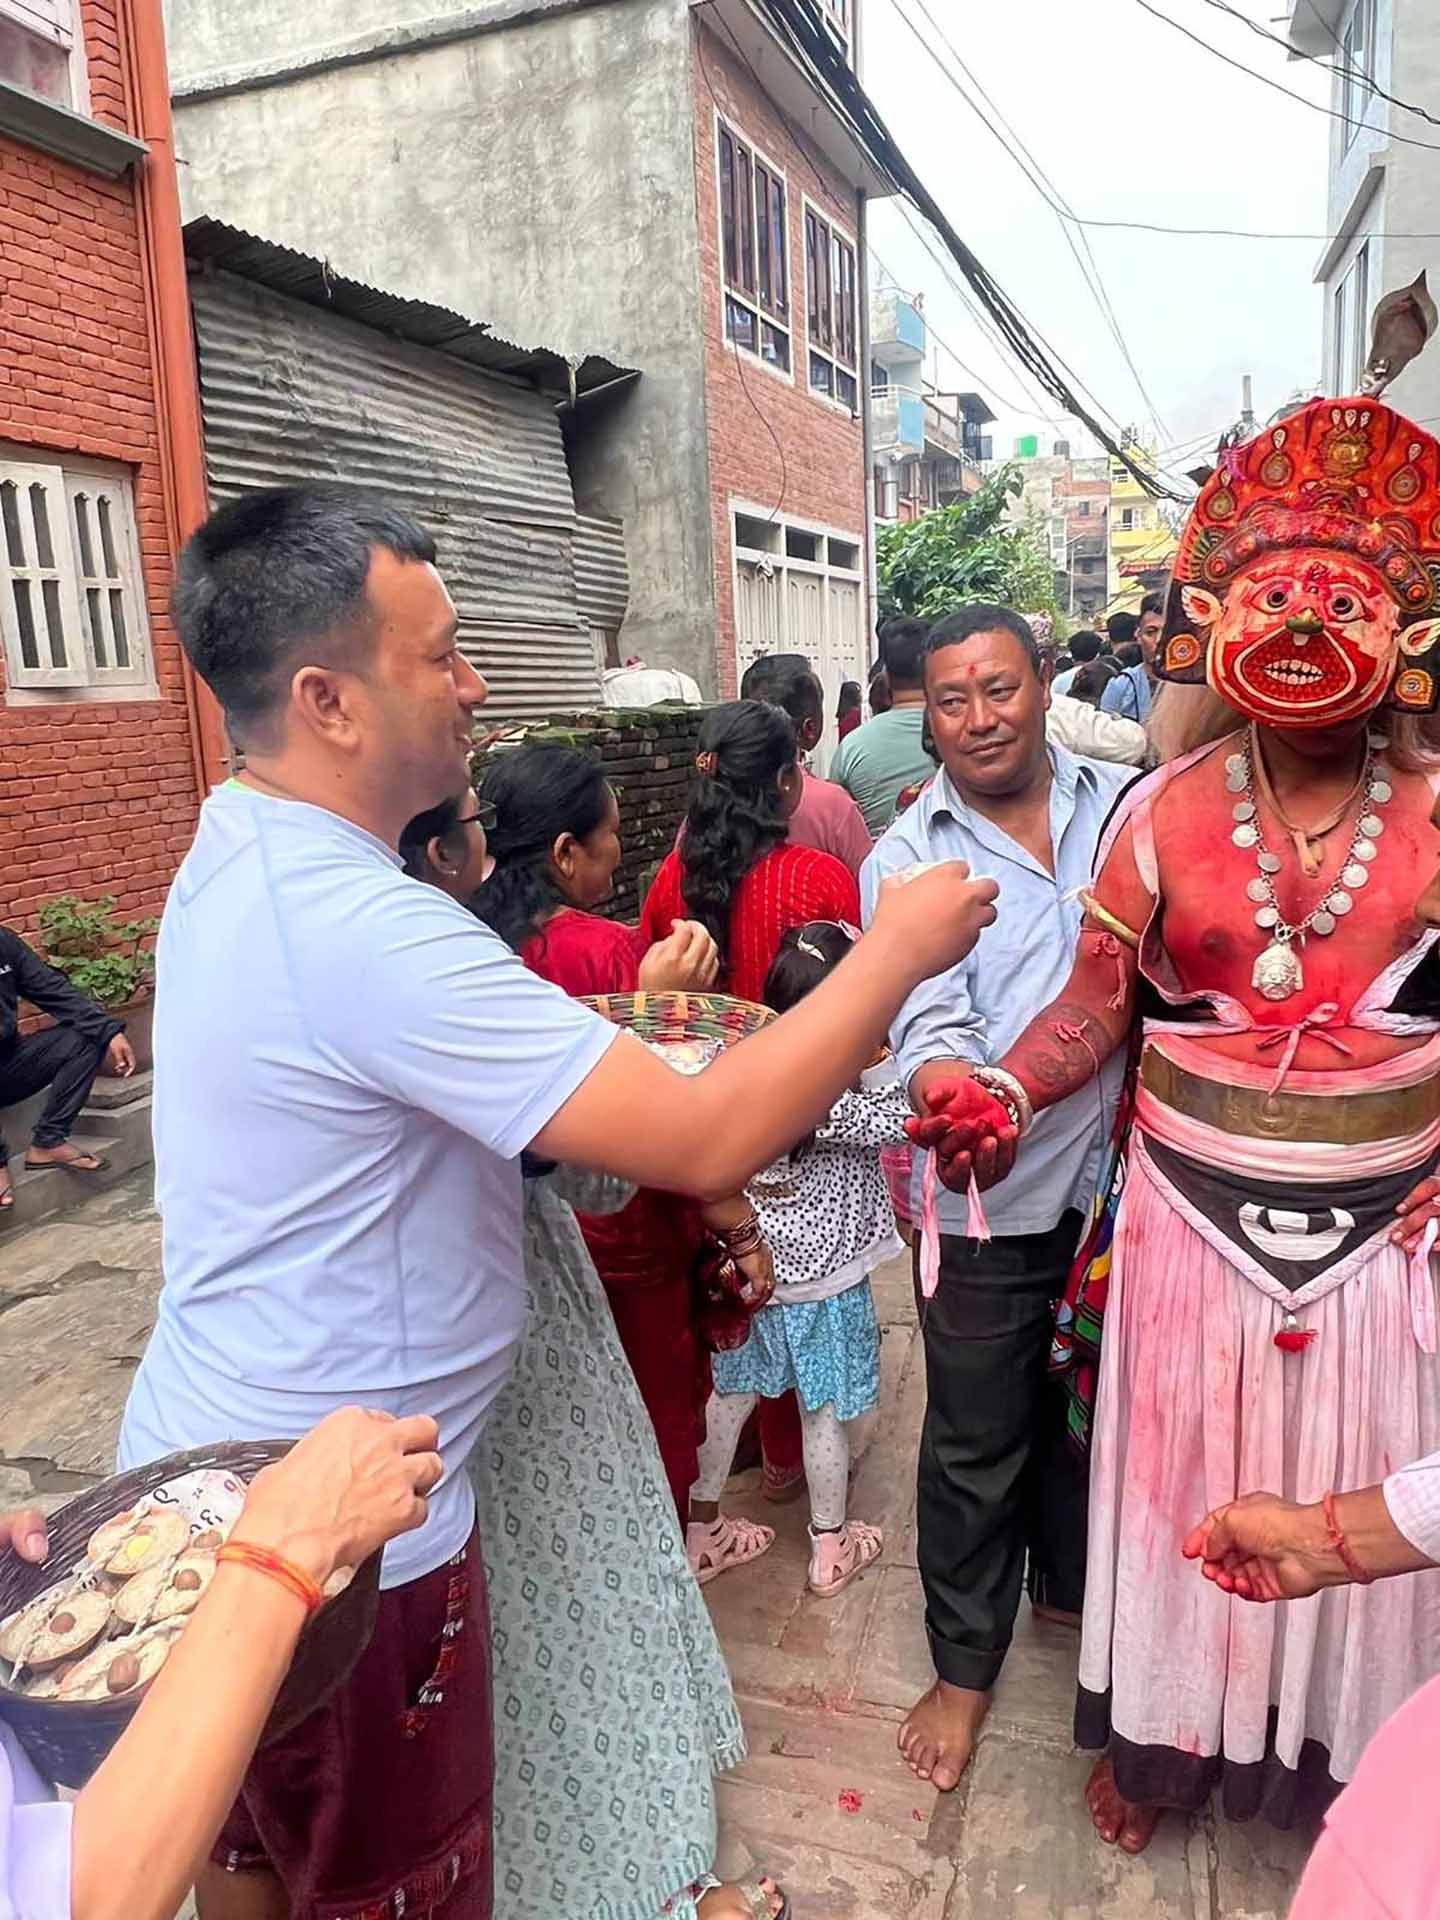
left=1139, top=1047, right=1440, bottom=1144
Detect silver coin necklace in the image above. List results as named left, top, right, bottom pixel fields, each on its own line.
left=1228, top=728, right=1391, bottom=1003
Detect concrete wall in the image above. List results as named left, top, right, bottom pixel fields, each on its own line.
left=165, top=0, right=722, bottom=688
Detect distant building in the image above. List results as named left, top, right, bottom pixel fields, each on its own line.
left=868, top=287, right=994, bottom=523
left=1108, top=443, right=1177, bottom=615
left=1288, top=0, right=1440, bottom=422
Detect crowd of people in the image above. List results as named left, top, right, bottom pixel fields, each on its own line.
left=6, top=381, right=1440, bottom=1919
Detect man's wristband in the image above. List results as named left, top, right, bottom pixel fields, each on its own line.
left=970, top=1066, right=1034, bottom=1137
left=217, top=1541, right=325, bottom=1616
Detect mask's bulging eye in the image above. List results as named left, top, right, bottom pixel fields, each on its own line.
left=1330, top=592, right=1358, bottom=620
left=1262, top=586, right=1289, bottom=612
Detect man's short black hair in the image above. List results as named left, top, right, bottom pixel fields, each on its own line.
left=877, top=615, right=928, bottom=689
left=739, top=653, right=823, bottom=726
left=1068, top=629, right=1103, bottom=663
left=172, top=485, right=437, bottom=747
left=1107, top=610, right=1138, bottom=648
left=1139, top=591, right=1165, bottom=619
left=923, top=604, right=1042, bottom=675
left=1115, top=641, right=1144, bottom=668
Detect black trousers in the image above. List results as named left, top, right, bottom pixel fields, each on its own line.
left=912, top=1211, right=1089, bottom=1692
left=0, top=1027, right=107, bottom=1159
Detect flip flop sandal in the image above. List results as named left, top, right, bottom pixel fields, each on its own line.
left=24, top=1153, right=110, bottom=1176
left=736, top=1876, right=789, bottom=1920
left=685, top=1514, right=775, bottom=1586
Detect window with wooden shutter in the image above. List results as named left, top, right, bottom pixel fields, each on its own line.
left=804, top=203, right=859, bottom=413
left=0, top=0, right=83, bottom=109
left=716, top=117, right=791, bottom=376
left=0, top=455, right=153, bottom=698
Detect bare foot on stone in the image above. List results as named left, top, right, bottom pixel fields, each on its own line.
left=698, top=1876, right=786, bottom=1917
left=898, top=1679, right=988, bottom=1791
left=1084, top=1755, right=1162, bottom=1853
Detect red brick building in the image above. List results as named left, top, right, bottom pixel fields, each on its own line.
left=693, top=13, right=869, bottom=708
left=0, top=0, right=221, bottom=938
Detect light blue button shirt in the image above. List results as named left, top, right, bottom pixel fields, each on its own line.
left=1099, top=662, right=1153, bottom=721
left=860, top=747, right=1133, bottom=1238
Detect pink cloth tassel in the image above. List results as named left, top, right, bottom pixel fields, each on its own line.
left=920, top=1150, right=942, bottom=1298
left=965, top=1168, right=992, bottom=1244
left=1411, top=1216, right=1439, bottom=1355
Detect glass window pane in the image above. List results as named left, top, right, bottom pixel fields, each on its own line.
left=836, top=368, right=858, bottom=411
left=12, top=579, right=38, bottom=670
left=1, top=481, right=23, bottom=569
left=97, top=494, right=118, bottom=576
left=73, top=492, right=95, bottom=577
left=810, top=351, right=834, bottom=396
left=719, top=129, right=737, bottom=287
left=726, top=296, right=757, bottom=355
left=109, top=587, right=130, bottom=667
left=755, top=163, right=771, bottom=314
left=87, top=586, right=108, bottom=667
left=41, top=577, right=66, bottom=668
left=761, top=321, right=790, bottom=373
left=735, top=146, right=755, bottom=295
left=28, top=482, right=54, bottom=568
left=770, top=178, right=787, bottom=317
left=0, top=16, right=70, bottom=105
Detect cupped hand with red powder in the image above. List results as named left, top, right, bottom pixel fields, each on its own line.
left=906, top=1075, right=1018, bottom=1192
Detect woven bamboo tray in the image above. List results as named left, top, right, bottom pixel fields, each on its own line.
left=0, top=1440, right=381, bottom=1788
left=580, top=989, right=774, bottom=1048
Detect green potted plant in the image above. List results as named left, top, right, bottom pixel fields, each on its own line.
left=35, top=893, right=159, bottom=1074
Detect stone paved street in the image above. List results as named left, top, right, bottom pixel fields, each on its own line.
left=0, top=1179, right=1313, bottom=1915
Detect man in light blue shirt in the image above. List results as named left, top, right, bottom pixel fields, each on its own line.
left=1098, top=592, right=1164, bottom=723
left=1050, top=627, right=1104, bottom=699
left=861, top=602, right=1132, bottom=1800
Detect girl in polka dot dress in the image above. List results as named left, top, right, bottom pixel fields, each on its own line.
left=688, top=921, right=910, bottom=1598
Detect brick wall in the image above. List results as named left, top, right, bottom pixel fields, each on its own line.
left=476, top=707, right=704, bottom=923
left=692, top=22, right=869, bottom=697
left=0, top=0, right=199, bottom=939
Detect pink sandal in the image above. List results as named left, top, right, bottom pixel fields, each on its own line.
left=686, top=1514, right=776, bottom=1586
left=807, top=1520, right=883, bottom=1597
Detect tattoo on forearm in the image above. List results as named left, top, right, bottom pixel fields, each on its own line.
left=1009, top=1000, right=1121, bottom=1104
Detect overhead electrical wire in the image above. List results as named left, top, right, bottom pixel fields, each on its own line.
left=1197, top=0, right=1440, bottom=130
left=749, top=0, right=1185, bottom=495
left=1130, top=0, right=1440, bottom=153
left=893, top=0, right=1174, bottom=445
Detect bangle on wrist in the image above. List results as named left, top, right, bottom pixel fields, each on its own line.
left=1321, top=1491, right=1374, bottom=1586
left=713, top=1211, right=762, bottom=1251
left=217, top=1541, right=326, bottom=1616
left=970, top=1066, right=1034, bottom=1137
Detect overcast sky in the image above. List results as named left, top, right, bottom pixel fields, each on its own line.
left=861, top=0, right=1334, bottom=483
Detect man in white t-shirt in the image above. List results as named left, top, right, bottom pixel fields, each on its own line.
left=122, top=486, right=999, bottom=1920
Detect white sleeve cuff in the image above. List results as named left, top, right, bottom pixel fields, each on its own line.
left=1383, top=1454, right=1440, bottom=1564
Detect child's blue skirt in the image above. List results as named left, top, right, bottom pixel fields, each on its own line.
left=711, top=1279, right=879, bottom=1421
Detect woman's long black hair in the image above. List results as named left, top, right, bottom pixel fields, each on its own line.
left=680, top=700, right=796, bottom=961
left=397, top=793, right=466, bottom=881
left=473, top=744, right=611, bottom=954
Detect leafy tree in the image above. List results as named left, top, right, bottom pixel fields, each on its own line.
left=876, top=464, right=1061, bottom=624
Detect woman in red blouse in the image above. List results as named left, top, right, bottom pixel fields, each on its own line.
left=641, top=701, right=862, bottom=1495
left=473, top=745, right=774, bottom=1551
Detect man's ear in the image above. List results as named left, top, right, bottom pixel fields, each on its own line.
left=289, top=664, right=356, bottom=746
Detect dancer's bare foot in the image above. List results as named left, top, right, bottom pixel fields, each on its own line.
left=1084, top=1755, right=1162, bottom=1853
left=898, top=1679, right=988, bottom=1791
left=698, top=1874, right=786, bottom=1917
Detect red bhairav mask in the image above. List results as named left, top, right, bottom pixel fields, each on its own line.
left=1158, top=399, right=1440, bottom=728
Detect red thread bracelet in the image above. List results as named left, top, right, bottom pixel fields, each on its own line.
left=217, top=1541, right=325, bottom=1615
left=1321, top=1491, right=1374, bottom=1586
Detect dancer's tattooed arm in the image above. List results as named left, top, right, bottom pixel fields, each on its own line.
left=1000, top=934, right=1140, bottom=1118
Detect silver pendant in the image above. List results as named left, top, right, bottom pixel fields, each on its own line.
left=1226, top=753, right=1246, bottom=777
left=1255, top=905, right=1280, bottom=929
left=1253, top=938, right=1304, bottom=1001
left=1341, top=863, right=1368, bottom=889
left=1257, top=851, right=1283, bottom=874
left=1330, top=890, right=1353, bottom=916
left=1233, top=800, right=1256, bottom=823
left=1226, top=768, right=1248, bottom=794
left=1360, top=815, right=1384, bottom=838
left=1311, top=910, right=1336, bottom=936
left=1233, top=824, right=1259, bottom=849
left=1246, top=878, right=1271, bottom=903
left=1371, top=780, right=1393, bottom=805
left=1353, top=839, right=1377, bottom=862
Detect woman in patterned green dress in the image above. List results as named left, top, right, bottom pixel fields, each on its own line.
left=400, top=795, right=788, bottom=1920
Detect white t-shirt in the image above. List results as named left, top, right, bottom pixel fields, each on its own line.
left=0, top=1721, right=68, bottom=1919
left=119, top=784, right=617, bottom=1588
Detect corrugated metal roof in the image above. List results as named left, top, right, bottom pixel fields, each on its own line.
left=573, top=513, right=629, bottom=631
left=191, top=269, right=604, bottom=716
left=184, top=216, right=636, bottom=399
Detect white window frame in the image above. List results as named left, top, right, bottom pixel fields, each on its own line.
left=0, top=452, right=155, bottom=701
left=1340, top=0, right=1375, bottom=148
left=802, top=195, right=860, bottom=417
left=0, top=0, right=89, bottom=113
left=820, top=0, right=851, bottom=61
left=714, top=113, right=793, bottom=385
left=1334, top=239, right=1371, bottom=392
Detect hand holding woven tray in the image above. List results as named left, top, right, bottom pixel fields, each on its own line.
left=579, top=989, right=775, bottom=1049
left=0, top=1440, right=381, bottom=1788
